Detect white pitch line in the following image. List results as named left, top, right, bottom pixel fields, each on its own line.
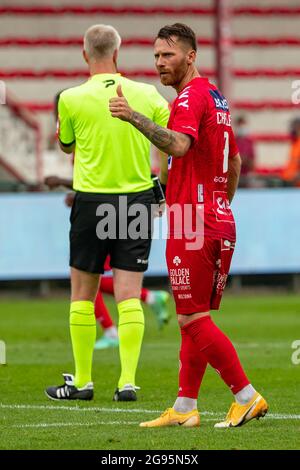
left=11, top=421, right=138, bottom=428
left=0, top=403, right=161, bottom=414
left=0, top=403, right=218, bottom=415
left=264, top=414, right=300, bottom=420
left=7, top=415, right=300, bottom=430
left=0, top=404, right=300, bottom=420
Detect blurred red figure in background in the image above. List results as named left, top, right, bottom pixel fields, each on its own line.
left=235, top=116, right=256, bottom=188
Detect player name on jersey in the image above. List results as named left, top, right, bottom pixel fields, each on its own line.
left=217, top=112, right=232, bottom=127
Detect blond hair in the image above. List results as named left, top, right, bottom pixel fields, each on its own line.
left=83, top=24, right=121, bottom=60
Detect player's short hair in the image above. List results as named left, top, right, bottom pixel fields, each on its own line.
left=83, top=24, right=121, bottom=60
left=156, top=23, right=197, bottom=51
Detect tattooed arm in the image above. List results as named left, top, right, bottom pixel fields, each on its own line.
left=109, top=85, right=192, bottom=157
left=129, top=111, right=192, bottom=157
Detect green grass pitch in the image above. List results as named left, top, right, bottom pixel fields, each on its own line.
left=0, top=294, right=299, bottom=450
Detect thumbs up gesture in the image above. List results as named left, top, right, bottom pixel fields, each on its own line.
left=109, top=84, right=133, bottom=122
left=116, top=84, right=124, bottom=98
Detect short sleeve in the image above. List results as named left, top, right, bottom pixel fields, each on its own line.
left=57, top=94, right=75, bottom=146
left=149, top=87, right=170, bottom=128
left=171, top=88, right=206, bottom=141
left=229, top=127, right=239, bottom=158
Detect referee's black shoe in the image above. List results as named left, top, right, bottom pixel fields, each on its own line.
left=113, top=384, right=139, bottom=402
left=45, top=373, right=94, bottom=401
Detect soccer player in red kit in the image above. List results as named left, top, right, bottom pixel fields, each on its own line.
left=110, top=23, right=268, bottom=428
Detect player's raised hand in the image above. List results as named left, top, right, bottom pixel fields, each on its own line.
left=109, top=85, right=133, bottom=121
left=116, top=84, right=124, bottom=98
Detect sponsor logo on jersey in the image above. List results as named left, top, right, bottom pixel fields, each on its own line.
left=198, top=184, right=204, bottom=203
left=216, top=198, right=229, bottom=216
left=213, top=191, right=235, bottom=223
left=137, top=258, right=148, bottom=264
left=103, top=79, right=115, bottom=88
left=221, top=240, right=235, bottom=251
left=178, top=293, right=192, bottom=299
left=170, top=267, right=190, bottom=287
left=215, top=272, right=228, bottom=294
left=181, top=125, right=197, bottom=132
left=177, top=86, right=192, bottom=109
left=214, top=176, right=228, bottom=183
left=173, top=256, right=181, bottom=266
left=209, top=89, right=229, bottom=111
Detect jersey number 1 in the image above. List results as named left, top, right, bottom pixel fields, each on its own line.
left=223, top=131, right=229, bottom=173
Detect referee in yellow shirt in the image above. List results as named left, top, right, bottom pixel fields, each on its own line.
left=45, top=24, right=169, bottom=401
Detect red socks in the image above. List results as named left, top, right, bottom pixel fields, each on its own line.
left=140, top=288, right=149, bottom=303
left=181, top=316, right=250, bottom=395
left=178, top=326, right=207, bottom=399
left=94, top=289, right=114, bottom=329
left=100, top=276, right=114, bottom=295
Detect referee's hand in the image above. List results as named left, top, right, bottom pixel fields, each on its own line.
left=109, top=85, right=133, bottom=122
left=44, top=175, right=62, bottom=189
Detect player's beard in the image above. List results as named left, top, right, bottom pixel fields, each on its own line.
left=160, top=60, right=189, bottom=88
left=159, top=72, right=173, bottom=86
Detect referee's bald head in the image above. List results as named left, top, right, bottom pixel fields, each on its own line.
left=83, top=24, right=122, bottom=61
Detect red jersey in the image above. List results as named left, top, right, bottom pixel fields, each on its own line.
left=166, top=77, right=239, bottom=242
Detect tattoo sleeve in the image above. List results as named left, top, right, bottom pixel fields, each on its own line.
left=129, top=111, right=188, bottom=156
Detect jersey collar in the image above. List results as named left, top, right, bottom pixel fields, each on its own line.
left=90, top=73, right=121, bottom=81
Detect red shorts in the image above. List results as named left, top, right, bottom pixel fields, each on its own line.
left=166, top=237, right=235, bottom=314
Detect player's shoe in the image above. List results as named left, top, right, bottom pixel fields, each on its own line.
left=113, top=384, right=140, bottom=402
left=94, top=335, right=119, bottom=350
left=214, top=392, right=268, bottom=428
left=45, top=373, right=94, bottom=401
left=139, top=408, right=200, bottom=428
left=150, top=291, right=171, bottom=329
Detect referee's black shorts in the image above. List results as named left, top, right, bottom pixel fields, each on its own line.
left=69, top=188, right=155, bottom=274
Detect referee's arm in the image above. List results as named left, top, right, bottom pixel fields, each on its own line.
left=57, top=94, right=76, bottom=154
left=59, top=140, right=75, bottom=154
